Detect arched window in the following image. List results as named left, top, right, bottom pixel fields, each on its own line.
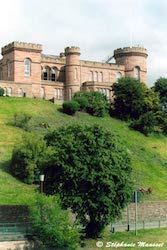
left=134, top=66, right=140, bottom=80
left=7, top=60, right=12, bottom=77
left=40, top=87, right=45, bottom=98
left=116, top=72, right=122, bottom=82
left=106, top=89, right=110, bottom=99
left=24, top=58, right=31, bottom=76
left=99, top=72, right=103, bottom=82
left=94, top=71, right=98, bottom=81
left=0, top=68, right=2, bottom=80
left=18, top=88, right=23, bottom=97
left=43, top=67, right=50, bottom=81
left=51, top=68, right=57, bottom=81
left=89, top=71, right=93, bottom=81
left=7, top=87, right=12, bottom=96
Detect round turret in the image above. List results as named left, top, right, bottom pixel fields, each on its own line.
left=114, top=47, right=148, bottom=83
left=65, top=46, right=81, bottom=100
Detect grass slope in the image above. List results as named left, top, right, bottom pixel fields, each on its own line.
left=0, top=97, right=167, bottom=204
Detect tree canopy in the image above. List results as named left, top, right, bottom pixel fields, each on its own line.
left=111, top=77, right=159, bottom=120
left=43, top=124, right=132, bottom=238
left=154, top=77, right=167, bottom=104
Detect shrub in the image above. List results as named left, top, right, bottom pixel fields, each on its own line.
left=130, top=112, right=157, bottom=136
left=43, top=124, right=132, bottom=238
left=0, top=88, right=4, bottom=96
left=73, top=96, right=89, bottom=111
left=10, top=134, right=47, bottom=184
left=62, top=100, right=80, bottom=115
left=74, top=90, right=109, bottom=117
left=13, top=112, right=32, bottom=130
left=29, top=194, right=80, bottom=250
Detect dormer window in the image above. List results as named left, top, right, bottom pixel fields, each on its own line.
left=24, top=58, right=31, bottom=76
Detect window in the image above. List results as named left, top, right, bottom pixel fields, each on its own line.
left=0, top=68, right=2, bottom=80
left=116, top=72, right=122, bottom=81
left=40, top=87, right=45, bottom=98
left=134, top=66, right=140, bottom=80
left=69, top=88, right=72, bottom=100
left=43, top=67, right=50, bottom=81
left=51, top=68, right=57, bottom=81
left=89, top=71, right=93, bottom=81
left=74, top=68, right=78, bottom=80
left=18, top=88, right=23, bottom=97
left=99, top=72, right=103, bottom=82
left=7, top=61, right=12, bottom=77
left=7, top=87, right=12, bottom=96
left=94, top=71, right=98, bottom=81
left=3, top=87, right=6, bottom=96
left=24, top=58, right=31, bottom=76
left=106, top=89, right=110, bottom=99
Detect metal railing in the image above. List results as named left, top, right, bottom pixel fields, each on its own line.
left=0, top=223, right=32, bottom=235
left=110, top=219, right=167, bottom=232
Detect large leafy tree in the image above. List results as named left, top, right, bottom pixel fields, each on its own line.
left=111, top=77, right=159, bottom=120
left=43, top=124, right=132, bottom=238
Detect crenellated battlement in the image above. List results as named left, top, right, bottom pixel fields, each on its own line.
left=65, top=46, right=80, bottom=56
left=114, top=46, right=148, bottom=57
left=2, top=41, right=42, bottom=55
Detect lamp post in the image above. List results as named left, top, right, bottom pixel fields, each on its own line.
left=39, top=174, right=45, bottom=193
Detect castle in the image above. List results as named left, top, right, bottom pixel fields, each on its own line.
left=0, top=41, right=148, bottom=103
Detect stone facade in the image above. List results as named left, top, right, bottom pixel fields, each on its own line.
left=0, top=41, right=148, bottom=103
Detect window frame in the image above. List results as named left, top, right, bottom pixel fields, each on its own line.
left=24, top=58, right=31, bottom=76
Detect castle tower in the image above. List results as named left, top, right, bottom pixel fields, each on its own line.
left=65, top=46, right=81, bottom=99
left=1, top=41, right=42, bottom=84
left=114, top=47, right=148, bottom=83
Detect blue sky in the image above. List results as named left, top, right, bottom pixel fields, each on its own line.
left=1, top=0, right=167, bottom=86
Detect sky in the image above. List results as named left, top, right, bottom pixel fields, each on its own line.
left=0, top=0, right=167, bottom=86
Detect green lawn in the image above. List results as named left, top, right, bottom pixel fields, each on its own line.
left=81, top=228, right=167, bottom=250
left=0, top=97, right=167, bottom=204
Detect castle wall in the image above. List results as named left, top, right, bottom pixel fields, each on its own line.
left=0, top=42, right=148, bottom=101
left=14, top=50, right=41, bottom=83
left=80, top=61, right=125, bottom=84
left=1, top=51, right=15, bottom=81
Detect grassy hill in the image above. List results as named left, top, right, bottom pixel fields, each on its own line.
left=0, top=97, right=167, bottom=205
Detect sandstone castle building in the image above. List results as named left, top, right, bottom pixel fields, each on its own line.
left=0, top=41, right=148, bottom=103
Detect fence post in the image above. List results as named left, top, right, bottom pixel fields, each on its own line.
left=143, top=220, right=145, bottom=229
left=159, top=220, right=161, bottom=228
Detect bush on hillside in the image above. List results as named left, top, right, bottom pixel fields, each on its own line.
left=10, top=134, right=47, bottom=184
left=43, top=124, right=132, bottom=238
left=13, top=112, right=32, bottom=130
left=0, top=88, right=4, bottom=96
left=130, top=112, right=157, bottom=136
left=74, top=90, right=109, bottom=117
left=73, top=96, right=89, bottom=111
left=62, top=100, right=80, bottom=115
left=29, top=194, right=80, bottom=250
